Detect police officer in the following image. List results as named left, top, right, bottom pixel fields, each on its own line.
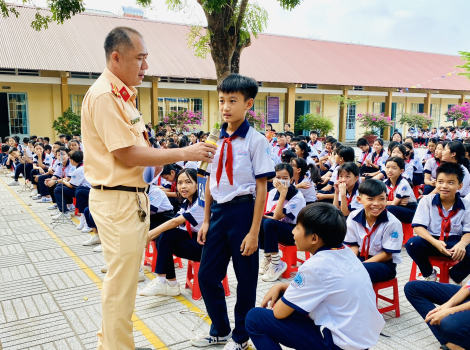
left=81, top=26, right=217, bottom=350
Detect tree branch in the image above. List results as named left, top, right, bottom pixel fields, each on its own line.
left=236, top=0, right=249, bottom=32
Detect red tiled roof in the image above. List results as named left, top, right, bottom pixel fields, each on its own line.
left=1, top=5, right=469, bottom=91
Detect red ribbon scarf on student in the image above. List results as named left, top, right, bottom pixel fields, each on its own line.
left=360, top=223, right=381, bottom=258
left=216, top=135, right=238, bottom=186
left=437, top=206, right=459, bottom=241
left=185, top=220, right=193, bottom=238
left=361, top=151, right=370, bottom=165
left=277, top=146, right=287, bottom=156
left=346, top=192, right=354, bottom=207
left=386, top=183, right=399, bottom=201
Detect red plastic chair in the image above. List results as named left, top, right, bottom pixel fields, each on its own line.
left=144, top=241, right=183, bottom=272
left=402, top=223, right=414, bottom=245
left=409, top=256, right=459, bottom=283
left=278, top=244, right=311, bottom=279
left=185, top=260, right=230, bottom=300
left=73, top=197, right=79, bottom=216
left=373, top=278, right=400, bottom=317
left=413, top=185, right=424, bottom=199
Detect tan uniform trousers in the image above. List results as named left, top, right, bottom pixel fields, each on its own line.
left=90, top=188, right=149, bottom=350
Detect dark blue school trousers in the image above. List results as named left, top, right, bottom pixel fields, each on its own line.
left=155, top=227, right=202, bottom=278
left=423, top=185, right=435, bottom=195
left=198, top=200, right=258, bottom=344
left=359, top=256, right=396, bottom=284
left=387, top=203, right=417, bottom=223
left=259, top=218, right=295, bottom=253
left=246, top=308, right=342, bottom=350
left=84, top=207, right=96, bottom=229
left=149, top=210, right=174, bottom=230
left=54, top=185, right=75, bottom=212
left=406, top=235, right=470, bottom=283
left=75, top=186, right=90, bottom=213
left=412, top=172, right=424, bottom=187
left=38, top=174, right=53, bottom=197
left=405, top=281, right=470, bottom=348
left=14, top=163, right=33, bottom=181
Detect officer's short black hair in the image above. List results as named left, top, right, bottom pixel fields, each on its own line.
left=297, top=203, right=347, bottom=246
left=436, top=162, right=464, bottom=184
left=217, top=74, right=258, bottom=101
left=104, top=27, right=143, bottom=61
left=359, top=179, right=387, bottom=197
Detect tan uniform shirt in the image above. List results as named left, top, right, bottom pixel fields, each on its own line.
left=81, top=68, right=149, bottom=188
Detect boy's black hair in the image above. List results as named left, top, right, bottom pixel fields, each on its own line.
left=30, top=135, right=37, bottom=140
left=2, top=144, right=10, bottom=152
left=44, top=136, right=50, bottom=142
left=156, top=132, right=163, bottom=137
left=356, top=138, right=369, bottom=147
left=13, top=136, right=20, bottom=143
left=69, top=150, right=84, bottom=163
left=310, top=130, right=319, bottom=135
left=338, top=162, right=360, bottom=177
left=285, top=123, right=291, bottom=127
left=281, top=150, right=297, bottom=164
left=436, top=162, right=464, bottom=184
left=9, top=147, right=18, bottom=154
left=167, top=143, right=178, bottom=149
left=325, top=137, right=337, bottom=144
left=59, top=134, right=66, bottom=138
left=298, top=135, right=306, bottom=141
left=65, top=135, right=72, bottom=141
left=358, top=179, right=387, bottom=197
left=277, top=133, right=286, bottom=138
left=217, top=74, right=258, bottom=101
left=44, top=144, right=52, bottom=152
left=337, top=146, right=355, bottom=162
left=385, top=156, right=405, bottom=170
left=23, top=137, right=29, bottom=143
left=297, top=203, right=347, bottom=246
left=291, top=137, right=300, bottom=142
left=275, top=162, right=294, bottom=178
left=54, top=141, right=64, bottom=147
left=73, top=133, right=80, bottom=137
left=58, top=147, right=68, bottom=153
left=161, top=164, right=181, bottom=176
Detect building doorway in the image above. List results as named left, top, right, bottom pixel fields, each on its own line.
left=0, top=92, right=29, bottom=142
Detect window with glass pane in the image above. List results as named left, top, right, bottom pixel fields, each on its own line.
left=71, top=95, right=84, bottom=115
left=346, top=105, right=356, bottom=130
left=8, top=93, right=28, bottom=135
left=158, top=97, right=203, bottom=121
left=310, top=101, right=321, bottom=114
left=253, top=100, right=266, bottom=115
left=373, top=102, right=381, bottom=114
left=411, top=103, right=419, bottom=114
left=192, top=98, right=203, bottom=113
left=431, top=104, right=440, bottom=126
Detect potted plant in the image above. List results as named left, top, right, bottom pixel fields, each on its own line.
left=398, top=112, right=433, bottom=130
left=356, top=112, right=395, bottom=144
left=246, top=110, right=266, bottom=131
left=52, top=107, right=81, bottom=135
left=163, top=110, right=205, bottom=132
left=295, top=113, right=335, bottom=139
left=444, top=103, right=470, bottom=126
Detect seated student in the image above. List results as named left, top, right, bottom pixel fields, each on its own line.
left=291, top=157, right=320, bottom=205
left=21, top=143, right=53, bottom=190
left=441, top=128, right=449, bottom=141
left=333, top=162, right=362, bottom=217
left=308, top=130, right=322, bottom=153
left=406, top=162, right=470, bottom=284
left=391, top=131, right=403, bottom=144
left=5, top=147, right=20, bottom=174
left=0, top=144, right=9, bottom=168
left=8, top=144, right=35, bottom=186
left=259, top=163, right=306, bottom=282
left=68, top=139, right=81, bottom=152
left=448, top=126, right=458, bottom=141
left=357, top=137, right=374, bottom=175
left=403, top=142, right=424, bottom=187
left=383, top=157, right=417, bottom=223
left=148, top=178, right=174, bottom=230
left=373, top=144, right=413, bottom=182
left=424, top=137, right=437, bottom=164
left=317, top=146, right=355, bottom=202
left=246, top=203, right=385, bottom=350
left=139, top=168, right=205, bottom=297
left=76, top=184, right=93, bottom=234
left=424, top=141, right=445, bottom=195
left=404, top=136, right=415, bottom=147
left=31, top=143, right=62, bottom=199
left=294, top=141, right=316, bottom=165
left=344, top=179, right=403, bottom=284
left=271, top=133, right=289, bottom=165
left=405, top=280, right=470, bottom=350
left=317, top=137, right=336, bottom=175
left=280, top=150, right=296, bottom=164
left=159, top=164, right=182, bottom=212
left=361, top=138, right=389, bottom=179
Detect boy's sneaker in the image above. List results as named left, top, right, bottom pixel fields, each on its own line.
left=32, top=194, right=41, bottom=200
left=52, top=211, right=71, bottom=220
left=29, top=189, right=38, bottom=197
left=139, top=279, right=180, bottom=296
left=50, top=209, right=60, bottom=216
left=81, top=226, right=92, bottom=233
left=190, top=332, right=232, bottom=347
left=261, top=261, right=287, bottom=282
left=39, top=197, right=52, bottom=203
left=47, top=203, right=58, bottom=210
left=8, top=180, right=20, bottom=186
left=422, top=269, right=437, bottom=282
left=83, top=234, right=101, bottom=246
left=223, top=340, right=249, bottom=350
left=68, top=204, right=75, bottom=212
left=139, top=267, right=145, bottom=282
left=93, top=244, right=102, bottom=253
left=259, top=256, right=270, bottom=275
left=76, top=217, right=85, bottom=230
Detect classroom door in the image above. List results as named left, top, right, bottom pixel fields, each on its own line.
left=1, top=93, right=29, bottom=141
left=0, top=93, right=9, bottom=142
left=346, top=105, right=356, bottom=140
left=295, top=101, right=310, bottom=136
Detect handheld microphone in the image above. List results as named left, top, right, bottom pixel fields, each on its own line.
left=197, top=128, right=220, bottom=177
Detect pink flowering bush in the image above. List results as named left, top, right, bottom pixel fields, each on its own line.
left=398, top=112, right=433, bottom=129
left=356, top=113, right=395, bottom=136
left=444, top=103, right=470, bottom=125
left=163, top=110, right=205, bottom=132
left=246, top=110, right=266, bottom=131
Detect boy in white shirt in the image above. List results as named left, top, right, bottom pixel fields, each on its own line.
left=246, top=203, right=384, bottom=350
left=344, top=179, right=403, bottom=284
left=308, top=130, right=322, bottom=153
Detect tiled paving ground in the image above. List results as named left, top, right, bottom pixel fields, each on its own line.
left=0, top=147, right=455, bottom=350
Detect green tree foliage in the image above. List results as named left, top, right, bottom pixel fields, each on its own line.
left=295, top=113, right=334, bottom=137
left=52, top=108, right=81, bottom=135
left=457, top=51, right=470, bottom=80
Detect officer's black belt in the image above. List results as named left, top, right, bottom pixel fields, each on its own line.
left=92, top=185, right=146, bottom=193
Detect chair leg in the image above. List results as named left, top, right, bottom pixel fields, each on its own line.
left=409, top=261, right=418, bottom=281
left=393, top=280, right=400, bottom=317
left=440, top=262, right=450, bottom=284
left=222, top=275, right=230, bottom=296
left=192, top=262, right=202, bottom=300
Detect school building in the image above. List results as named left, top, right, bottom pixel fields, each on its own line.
left=1, top=4, right=470, bottom=142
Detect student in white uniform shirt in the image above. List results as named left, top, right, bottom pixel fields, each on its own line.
left=423, top=141, right=444, bottom=195
left=361, top=138, right=389, bottom=179
left=246, top=203, right=385, bottom=350
left=423, top=137, right=437, bottom=164
left=407, top=163, right=470, bottom=284
left=259, top=163, right=306, bottom=282
left=308, top=130, right=322, bottom=153
left=291, top=157, right=320, bottom=205
left=140, top=169, right=205, bottom=297
left=294, top=141, right=317, bottom=165
left=271, top=133, right=289, bottom=164
left=404, top=142, right=424, bottom=186
left=344, top=179, right=403, bottom=284
left=374, top=144, right=413, bottom=182
left=333, top=162, right=362, bottom=217
left=148, top=179, right=175, bottom=229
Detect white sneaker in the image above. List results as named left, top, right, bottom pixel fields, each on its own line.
left=76, top=215, right=85, bottom=230
left=52, top=211, right=71, bottom=220
left=223, top=340, right=249, bottom=350
left=259, top=256, right=270, bottom=275
left=8, top=180, right=20, bottom=186
left=68, top=204, right=75, bottom=212
left=10, top=173, right=14, bottom=178
left=47, top=203, right=58, bottom=210
left=81, top=225, right=92, bottom=233
left=101, top=265, right=108, bottom=273
left=18, top=174, right=23, bottom=178
left=190, top=332, right=232, bottom=347
left=93, top=245, right=102, bottom=253
left=50, top=209, right=59, bottom=216
left=83, top=234, right=101, bottom=246
left=39, top=197, right=52, bottom=203
left=139, top=279, right=180, bottom=296
left=29, top=189, right=38, bottom=197
left=261, top=261, right=287, bottom=282
left=422, top=269, right=437, bottom=282
left=32, top=194, right=42, bottom=200
left=138, top=267, right=145, bottom=282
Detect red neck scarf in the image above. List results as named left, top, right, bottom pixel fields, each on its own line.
left=437, top=205, right=459, bottom=241
left=386, top=182, right=399, bottom=201
left=360, top=223, right=381, bottom=258
left=185, top=220, right=193, bottom=238
left=278, top=145, right=287, bottom=156
left=216, top=135, right=238, bottom=187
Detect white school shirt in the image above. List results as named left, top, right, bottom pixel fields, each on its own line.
left=407, top=155, right=423, bottom=174
left=24, top=147, right=34, bottom=159
left=271, top=144, right=289, bottom=164
left=308, top=146, right=320, bottom=159
left=176, top=198, right=205, bottom=233
left=459, top=165, right=470, bottom=197
left=424, top=157, right=439, bottom=180
left=319, top=149, right=331, bottom=158
left=424, top=150, right=434, bottom=162
left=345, top=209, right=403, bottom=264
left=53, top=160, right=76, bottom=178
left=366, top=150, right=389, bottom=169
left=402, top=162, right=414, bottom=181
left=338, top=182, right=363, bottom=212
left=206, top=119, right=275, bottom=204
left=265, top=187, right=306, bottom=224
left=282, top=246, right=384, bottom=350
left=296, top=176, right=317, bottom=203
left=148, top=184, right=173, bottom=213
left=358, top=147, right=372, bottom=165
left=384, top=176, right=416, bottom=203
left=412, top=194, right=470, bottom=238
left=33, top=153, right=54, bottom=168
left=308, top=140, right=322, bottom=153
left=69, top=164, right=91, bottom=188
left=184, top=161, right=198, bottom=170
left=328, top=164, right=340, bottom=186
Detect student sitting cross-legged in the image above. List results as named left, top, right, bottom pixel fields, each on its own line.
left=259, top=163, right=306, bottom=282
left=140, top=168, right=204, bottom=297
left=344, top=179, right=403, bottom=284
left=406, top=162, right=470, bottom=284
left=333, top=162, right=362, bottom=217
left=246, top=203, right=385, bottom=350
